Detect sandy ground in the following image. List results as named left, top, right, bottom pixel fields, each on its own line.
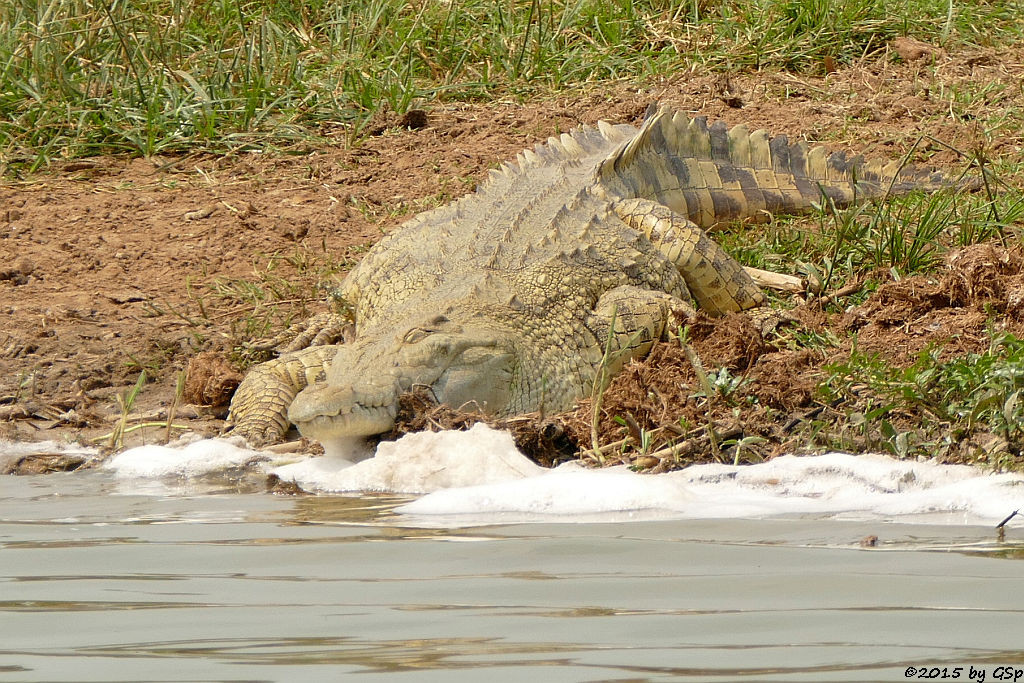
left=2, top=44, right=1022, bottom=472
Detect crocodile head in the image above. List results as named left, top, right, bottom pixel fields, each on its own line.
left=288, top=314, right=518, bottom=441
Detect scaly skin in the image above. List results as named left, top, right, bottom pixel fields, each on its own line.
left=226, top=107, right=967, bottom=446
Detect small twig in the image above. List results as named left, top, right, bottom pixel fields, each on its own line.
left=263, top=440, right=307, bottom=454
left=578, top=435, right=634, bottom=462
left=206, top=297, right=313, bottom=322
left=996, top=509, right=1019, bottom=529
left=642, top=424, right=743, bottom=464
left=920, top=134, right=974, bottom=161
left=579, top=421, right=695, bottom=463
left=997, top=509, right=1019, bottom=542
left=782, top=404, right=826, bottom=432
left=102, top=406, right=201, bottom=423
left=743, top=266, right=805, bottom=293
left=814, top=278, right=866, bottom=311
left=643, top=441, right=687, bottom=462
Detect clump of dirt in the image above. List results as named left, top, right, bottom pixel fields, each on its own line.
left=364, top=107, right=431, bottom=136
left=265, top=473, right=313, bottom=496
left=386, top=388, right=486, bottom=436
left=183, top=352, right=243, bottom=407
left=891, top=37, right=944, bottom=63
left=844, top=243, right=1024, bottom=331
left=942, top=243, right=1024, bottom=309
left=842, top=244, right=1024, bottom=365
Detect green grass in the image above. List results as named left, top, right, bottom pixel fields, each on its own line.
left=722, top=188, right=1024, bottom=287
left=692, top=0, right=1024, bottom=71
left=2, top=0, right=1022, bottom=172
left=820, top=330, right=1024, bottom=467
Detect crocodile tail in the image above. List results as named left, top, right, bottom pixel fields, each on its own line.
left=599, top=106, right=974, bottom=229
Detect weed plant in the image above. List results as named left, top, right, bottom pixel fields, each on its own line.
left=821, top=331, right=1024, bottom=465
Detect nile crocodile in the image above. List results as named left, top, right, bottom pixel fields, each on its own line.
left=226, top=106, right=963, bottom=447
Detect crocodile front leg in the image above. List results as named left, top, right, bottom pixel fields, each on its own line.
left=226, top=345, right=339, bottom=446
left=586, top=285, right=696, bottom=387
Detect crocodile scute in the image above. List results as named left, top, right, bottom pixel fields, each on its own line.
left=225, top=106, right=969, bottom=447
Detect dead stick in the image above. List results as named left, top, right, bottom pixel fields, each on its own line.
left=743, top=266, right=805, bottom=293
left=642, top=425, right=744, bottom=463
left=814, top=280, right=865, bottom=310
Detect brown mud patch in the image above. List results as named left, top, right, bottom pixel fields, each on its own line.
left=2, top=44, right=1023, bottom=467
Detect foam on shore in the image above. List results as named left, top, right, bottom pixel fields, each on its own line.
left=399, top=451, right=1023, bottom=525
left=270, top=423, right=544, bottom=493
left=103, top=435, right=270, bottom=477
left=97, top=425, right=1024, bottom=525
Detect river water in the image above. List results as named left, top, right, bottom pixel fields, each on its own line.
left=2, top=432, right=1024, bottom=682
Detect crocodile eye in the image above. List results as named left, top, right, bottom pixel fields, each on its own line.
left=402, top=327, right=432, bottom=344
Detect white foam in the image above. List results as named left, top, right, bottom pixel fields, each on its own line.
left=104, top=436, right=269, bottom=478
left=270, top=423, right=544, bottom=493
left=89, top=426, right=1024, bottom=525
left=0, top=440, right=97, bottom=457
left=400, top=450, right=1024, bottom=524
left=399, top=462, right=695, bottom=520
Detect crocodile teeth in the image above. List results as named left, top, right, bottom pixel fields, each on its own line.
left=298, top=403, right=398, bottom=440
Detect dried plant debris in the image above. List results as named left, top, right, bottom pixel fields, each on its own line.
left=183, top=352, right=243, bottom=407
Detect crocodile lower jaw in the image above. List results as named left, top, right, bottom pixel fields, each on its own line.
left=295, top=403, right=398, bottom=440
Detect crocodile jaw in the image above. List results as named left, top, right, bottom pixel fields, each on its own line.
left=296, top=409, right=398, bottom=443
left=286, top=323, right=518, bottom=440
left=288, top=383, right=401, bottom=440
